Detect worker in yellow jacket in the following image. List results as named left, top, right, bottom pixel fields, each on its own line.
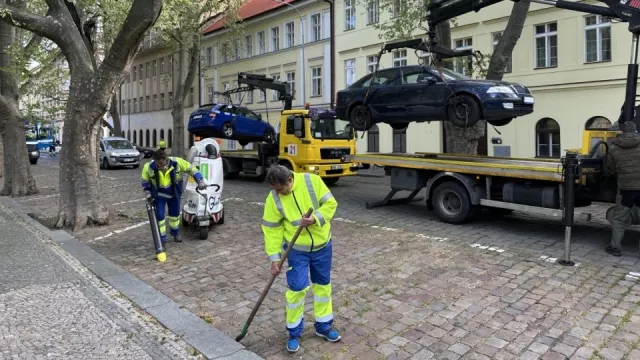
left=141, top=150, right=206, bottom=243
left=158, top=138, right=167, bottom=151
left=261, top=164, right=340, bottom=353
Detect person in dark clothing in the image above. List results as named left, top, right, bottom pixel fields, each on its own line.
left=606, top=121, right=640, bottom=256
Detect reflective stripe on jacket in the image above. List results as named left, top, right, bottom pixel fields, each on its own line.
left=261, top=172, right=338, bottom=262
left=141, top=157, right=203, bottom=199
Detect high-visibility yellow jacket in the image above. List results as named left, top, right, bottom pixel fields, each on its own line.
left=262, top=172, right=338, bottom=262
left=141, top=157, right=202, bottom=199
left=158, top=139, right=167, bottom=149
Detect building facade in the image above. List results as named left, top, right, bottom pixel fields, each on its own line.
left=116, top=0, right=629, bottom=158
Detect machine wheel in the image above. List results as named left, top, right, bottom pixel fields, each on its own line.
left=223, top=123, right=235, bottom=138
left=219, top=211, right=225, bottom=225
left=447, top=95, right=481, bottom=128
left=488, top=118, right=513, bottom=127
left=322, top=177, right=340, bottom=186
left=199, top=226, right=209, bottom=240
left=102, top=158, right=110, bottom=170
left=348, top=105, right=372, bottom=131
left=29, top=159, right=38, bottom=165
left=431, top=181, right=474, bottom=224
left=182, top=216, right=189, bottom=227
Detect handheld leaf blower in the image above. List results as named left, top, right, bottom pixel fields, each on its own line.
left=145, top=197, right=166, bottom=262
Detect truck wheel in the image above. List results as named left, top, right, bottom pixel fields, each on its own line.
left=488, top=118, right=513, bottom=126
left=349, top=105, right=372, bottom=131
left=447, top=95, right=481, bottom=128
left=222, top=159, right=239, bottom=179
left=322, top=177, right=339, bottom=186
left=432, top=181, right=474, bottom=224
left=199, top=226, right=209, bottom=240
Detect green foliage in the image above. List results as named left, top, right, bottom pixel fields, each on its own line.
left=357, top=0, right=428, bottom=41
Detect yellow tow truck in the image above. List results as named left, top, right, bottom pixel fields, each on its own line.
left=208, top=73, right=359, bottom=185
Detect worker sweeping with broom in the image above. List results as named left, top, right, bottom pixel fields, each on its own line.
left=259, top=164, right=341, bottom=353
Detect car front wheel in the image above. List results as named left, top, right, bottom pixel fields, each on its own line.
left=349, top=105, right=372, bottom=131
left=447, top=95, right=481, bottom=128
left=264, top=128, right=276, bottom=143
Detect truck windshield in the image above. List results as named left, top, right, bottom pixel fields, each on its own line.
left=310, top=118, right=354, bottom=140
left=105, top=140, right=134, bottom=150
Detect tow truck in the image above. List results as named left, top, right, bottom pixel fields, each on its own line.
left=342, top=0, right=640, bottom=265
left=195, top=73, right=359, bottom=186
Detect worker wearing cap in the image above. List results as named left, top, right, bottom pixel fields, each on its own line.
left=158, top=138, right=167, bottom=151
left=261, top=164, right=340, bottom=353
left=141, top=150, right=206, bottom=243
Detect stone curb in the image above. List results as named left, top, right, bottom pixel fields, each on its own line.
left=0, top=196, right=263, bottom=360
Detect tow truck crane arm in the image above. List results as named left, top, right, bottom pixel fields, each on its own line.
left=424, top=0, right=640, bottom=126
left=236, top=72, right=294, bottom=111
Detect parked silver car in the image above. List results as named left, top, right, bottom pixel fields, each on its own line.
left=99, top=137, right=141, bottom=169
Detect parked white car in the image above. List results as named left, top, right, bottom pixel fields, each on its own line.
left=99, top=137, right=141, bottom=169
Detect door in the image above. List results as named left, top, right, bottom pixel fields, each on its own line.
left=424, top=69, right=450, bottom=118
left=284, top=115, right=305, bottom=166
left=397, top=67, right=432, bottom=121
left=364, top=68, right=400, bottom=121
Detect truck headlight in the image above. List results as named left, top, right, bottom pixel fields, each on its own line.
left=308, top=166, right=317, bottom=171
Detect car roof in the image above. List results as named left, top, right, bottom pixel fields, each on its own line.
left=103, top=137, right=128, bottom=141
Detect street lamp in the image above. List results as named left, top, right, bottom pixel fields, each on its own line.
left=273, top=0, right=306, bottom=105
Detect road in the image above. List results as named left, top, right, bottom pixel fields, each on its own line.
left=16, top=154, right=640, bottom=360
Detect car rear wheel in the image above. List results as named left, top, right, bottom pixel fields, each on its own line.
left=447, top=95, right=481, bottom=128
left=264, top=128, right=276, bottom=143
left=488, top=118, right=513, bottom=126
left=349, top=105, right=372, bottom=132
left=222, top=123, right=234, bottom=138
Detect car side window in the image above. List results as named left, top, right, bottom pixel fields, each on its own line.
left=368, top=69, right=398, bottom=86
left=401, top=69, right=428, bottom=84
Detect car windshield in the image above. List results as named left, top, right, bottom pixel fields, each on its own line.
left=310, top=118, right=354, bottom=140
left=433, top=67, right=471, bottom=81
left=105, top=140, right=134, bottom=150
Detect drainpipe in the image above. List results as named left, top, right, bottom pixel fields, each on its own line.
left=323, top=0, right=335, bottom=108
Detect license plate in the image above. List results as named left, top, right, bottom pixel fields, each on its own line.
left=123, top=158, right=134, bottom=162
left=199, top=220, right=210, bottom=226
left=331, top=165, right=341, bottom=170
left=193, top=115, right=202, bottom=119
left=523, top=96, right=534, bottom=104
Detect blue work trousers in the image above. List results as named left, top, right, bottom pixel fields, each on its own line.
left=155, top=196, right=181, bottom=242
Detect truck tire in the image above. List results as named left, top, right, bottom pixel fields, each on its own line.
left=322, top=177, right=339, bottom=186
left=199, top=226, right=209, bottom=240
left=431, top=181, right=474, bottom=224
left=447, top=95, right=481, bottom=128
left=222, top=159, right=239, bottom=179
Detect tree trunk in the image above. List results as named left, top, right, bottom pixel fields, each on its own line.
left=0, top=135, right=3, bottom=179
left=172, top=44, right=186, bottom=157
left=56, top=93, right=109, bottom=230
left=109, top=93, right=123, bottom=137
left=443, top=121, right=486, bottom=154
left=0, top=13, right=37, bottom=196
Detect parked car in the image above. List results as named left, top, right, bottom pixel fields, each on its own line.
left=187, top=103, right=276, bottom=147
left=99, top=137, right=141, bottom=169
left=335, top=65, right=535, bottom=131
left=135, top=144, right=154, bottom=158
left=26, top=142, right=39, bottom=165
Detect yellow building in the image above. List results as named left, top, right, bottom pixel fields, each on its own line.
left=116, top=0, right=630, bottom=158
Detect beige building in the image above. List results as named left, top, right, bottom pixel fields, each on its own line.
left=116, top=0, right=630, bottom=158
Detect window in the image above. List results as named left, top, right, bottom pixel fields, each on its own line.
left=367, top=0, right=379, bottom=25
left=259, top=88, right=266, bottom=102
left=257, top=31, right=266, bottom=55
left=160, top=93, right=164, bottom=109
left=207, top=47, right=212, bottom=66
left=146, top=96, right=150, bottom=111
left=285, top=22, right=295, bottom=48
left=234, top=81, right=240, bottom=103
left=312, top=67, right=322, bottom=96
left=153, top=129, right=157, bottom=147
left=393, top=128, right=406, bottom=153
left=286, top=72, right=295, bottom=99
left=585, top=15, right=611, bottom=63
left=536, top=118, right=561, bottom=158
left=146, top=62, right=150, bottom=77
left=223, top=82, right=229, bottom=92
left=153, top=95, right=157, bottom=110
left=585, top=116, right=612, bottom=130
left=392, top=0, right=407, bottom=18
left=271, top=74, right=281, bottom=101
left=160, top=58, right=164, bottom=73
left=245, top=35, right=252, bottom=57
left=133, top=131, right=137, bottom=144
left=221, top=43, right=228, bottom=63
left=227, top=140, right=237, bottom=150
left=234, top=41, right=241, bottom=60
left=133, top=66, right=137, bottom=81
left=345, top=0, right=355, bottom=30
left=140, top=64, right=144, bottom=79
left=367, top=55, right=378, bottom=73
left=190, top=88, right=194, bottom=106
left=160, top=129, right=164, bottom=141
left=168, top=92, right=173, bottom=106
left=535, top=22, right=558, bottom=68
left=311, top=13, right=322, bottom=42
left=392, top=50, right=407, bottom=67
left=153, top=60, right=157, bottom=76
left=492, top=32, right=512, bottom=73
left=134, top=98, right=138, bottom=112
left=168, top=129, right=172, bottom=148
left=127, top=99, right=131, bottom=113
left=367, top=124, right=379, bottom=152
left=345, top=59, right=356, bottom=87
left=145, top=129, right=150, bottom=147
left=246, top=89, right=253, bottom=103
left=207, top=86, right=214, bottom=103
left=271, top=27, right=280, bottom=52
left=139, top=97, right=143, bottom=111
left=453, top=38, right=473, bottom=75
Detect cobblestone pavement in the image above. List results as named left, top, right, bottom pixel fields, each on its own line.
left=0, top=192, right=202, bottom=359
left=14, top=155, right=640, bottom=359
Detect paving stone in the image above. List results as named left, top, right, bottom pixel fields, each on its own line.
left=448, top=343, right=471, bottom=355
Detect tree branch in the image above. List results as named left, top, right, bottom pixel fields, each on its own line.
left=23, top=34, right=42, bottom=54
left=0, top=1, right=60, bottom=41
left=19, top=50, right=65, bottom=94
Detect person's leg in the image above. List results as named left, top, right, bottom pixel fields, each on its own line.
left=167, top=196, right=182, bottom=242
left=155, top=197, right=168, bottom=244
left=309, top=241, right=340, bottom=341
left=284, top=248, right=311, bottom=352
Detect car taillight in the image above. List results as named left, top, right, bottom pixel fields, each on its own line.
left=208, top=113, right=216, bottom=118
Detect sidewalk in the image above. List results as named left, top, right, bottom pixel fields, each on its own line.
left=0, top=197, right=262, bottom=360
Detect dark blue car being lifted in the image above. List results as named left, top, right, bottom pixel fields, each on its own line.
left=335, top=65, right=534, bottom=131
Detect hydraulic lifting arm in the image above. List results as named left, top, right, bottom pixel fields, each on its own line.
left=423, top=0, right=640, bottom=126
left=236, top=72, right=294, bottom=111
